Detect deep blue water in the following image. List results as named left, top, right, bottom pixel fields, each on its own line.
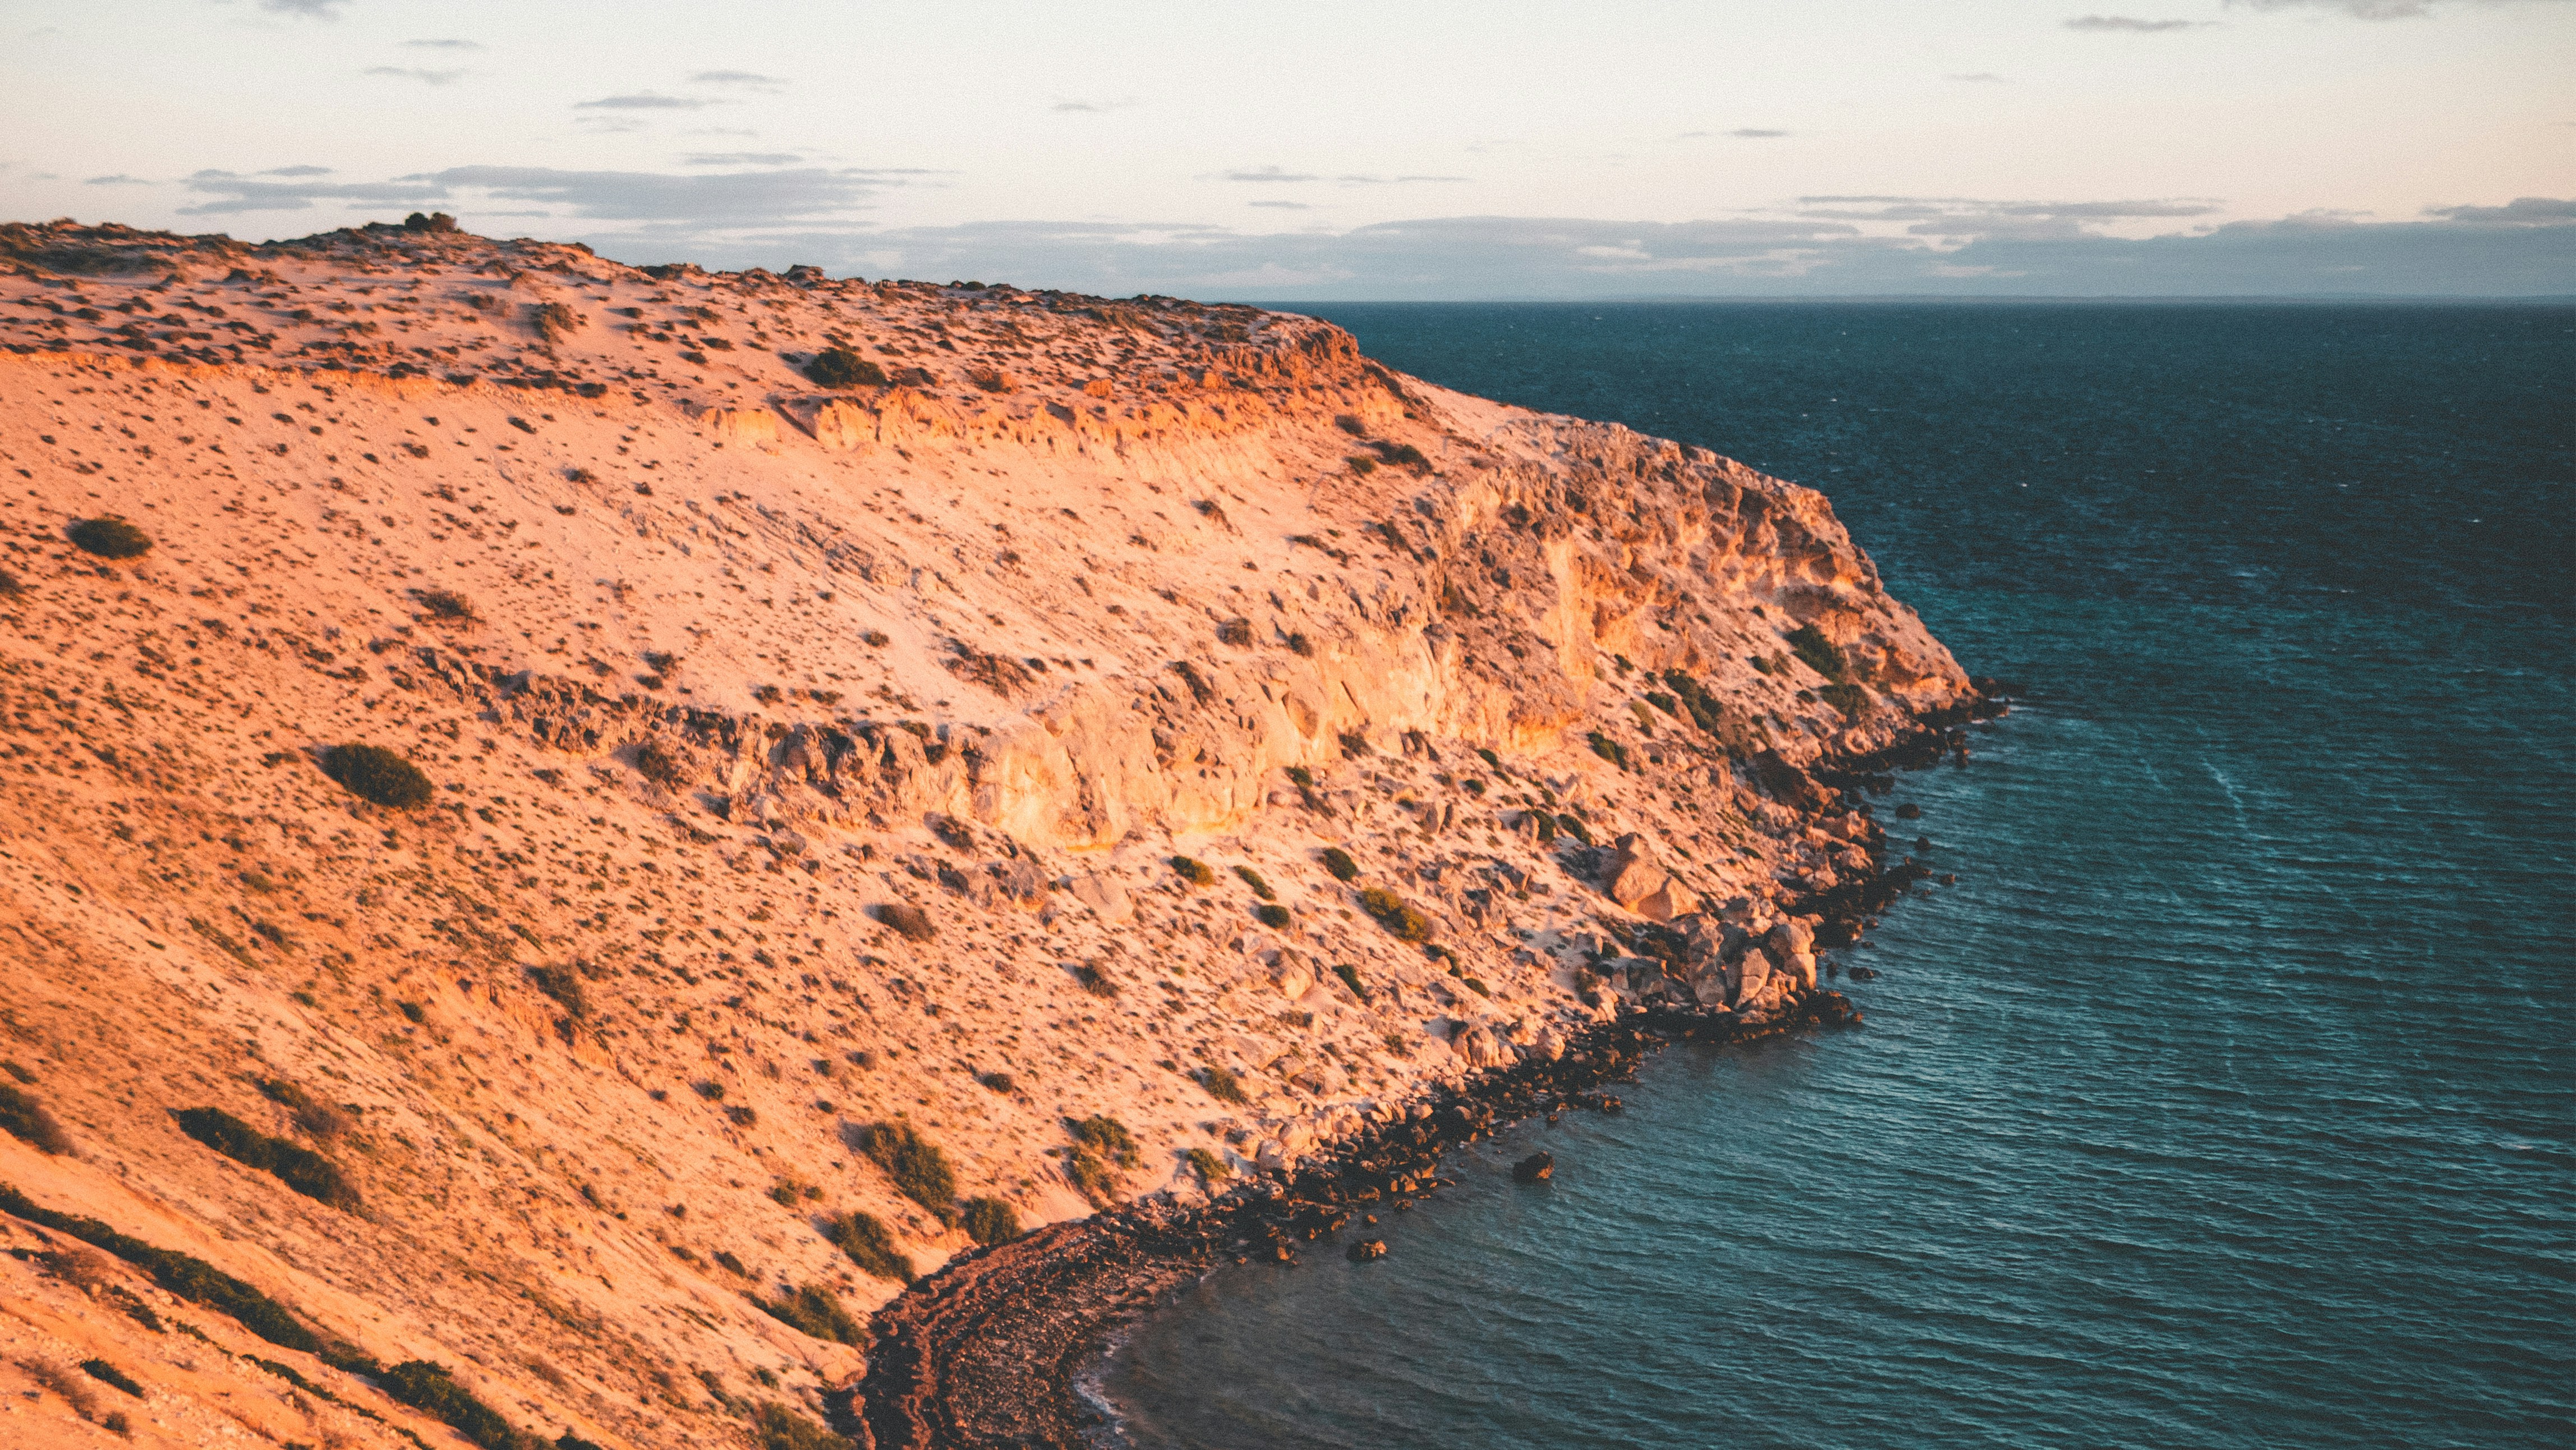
left=1101, top=304, right=2576, bottom=1448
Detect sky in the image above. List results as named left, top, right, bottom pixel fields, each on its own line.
left=3, top=0, right=2570, bottom=298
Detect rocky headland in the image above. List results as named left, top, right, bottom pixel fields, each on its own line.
left=0, top=215, right=1990, bottom=1449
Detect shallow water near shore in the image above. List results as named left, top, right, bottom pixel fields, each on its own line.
left=1100, top=302, right=2576, bottom=1448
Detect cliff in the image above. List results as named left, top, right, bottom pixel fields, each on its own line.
left=0, top=217, right=1971, bottom=1449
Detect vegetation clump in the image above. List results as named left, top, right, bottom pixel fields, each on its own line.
left=1320, top=847, right=1360, bottom=882
left=828, top=1210, right=914, bottom=1284
left=756, top=1284, right=862, bottom=1345
left=379, top=1361, right=523, bottom=1450
left=1784, top=623, right=1850, bottom=681
left=418, top=587, right=475, bottom=622
left=1184, top=1147, right=1230, bottom=1183
left=959, top=1195, right=1020, bottom=1246
left=1818, top=682, right=1871, bottom=717
left=1233, top=865, right=1276, bottom=900
left=634, top=738, right=689, bottom=788
left=0, top=1083, right=72, bottom=1154
left=1200, top=1066, right=1248, bottom=1105
left=1333, top=963, right=1371, bottom=1002
left=1254, top=903, right=1292, bottom=929
left=1586, top=731, right=1630, bottom=770
left=528, top=301, right=582, bottom=345
left=0, top=1182, right=330, bottom=1357
left=756, top=1401, right=855, bottom=1450
left=1073, top=962, right=1119, bottom=998
left=1357, top=887, right=1433, bottom=943
left=803, top=347, right=887, bottom=388
left=1169, top=855, right=1215, bottom=888
left=873, top=902, right=935, bottom=941
left=1068, top=1114, right=1140, bottom=1168
left=67, top=517, right=151, bottom=558
left=0, top=567, right=22, bottom=597
left=852, top=1122, right=957, bottom=1224
left=255, top=1077, right=351, bottom=1139
left=320, top=744, right=434, bottom=809
left=977, top=1071, right=1014, bottom=1094
left=172, top=1107, right=361, bottom=1210
left=79, top=1359, right=143, bottom=1398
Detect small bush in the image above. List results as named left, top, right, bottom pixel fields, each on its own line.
left=1462, top=977, right=1492, bottom=998
left=726, top=1104, right=758, bottom=1127
left=757, top=1284, right=862, bottom=1346
left=0, top=1084, right=72, bottom=1154
left=1587, top=731, right=1630, bottom=770
left=1345, top=455, right=1377, bottom=475
left=1073, top=963, right=1118, bottom=998
left=1216, top=617, right=1254, bottom=647
left=379, top=1361, right=523, bottom=1450
left=1065, top=1149, right=1115, bottom=1205
left=1185, top=1146, right=1230, bottom=1183
left=1233, top=865, right=1276, bottom=901
left=1069, top=1114, right=1140, bottom=1168
left=1357, top=888, right=1432, bottom=943
left=0, top=568, right=22, bottom=597
left=418, top=587, right=475, bottom=621
left=633, top=738, right=689, bottom=787
left=526, top=966, right=589, bottom=1021
left=756, top=1401, right=854, bottom=1450
left=692, top=1079, right=725, bottom=1101
left=79, top=1359, right=144, bottom=1398
left=68, top=517, right=151, bottom=559
left=1556, top=813, right=1593, bottom=846
left=852, top=1122, right=956, bottom=1224
left=1785, top=623, right=1850, bottom=681
left=803, top=347, right=887, bottom=389
left=1284, top=765, right=1314, bottom=788
left=959, top=1195, right=1019, bottom=1246
left=1818, top=682, right=1871, bottom=717
left=172, top=1107, right=360, bottom=1211
left=977, top=1071, right=1015, bottom=1094
left=829, top=1211, right=914, bottom=1284
left=1321, top=847, right=1359, bottom=882
left=1333, top=963, right=1370, bottom=1002
left=320, top=744, right=433, bottom=810
left=1201, top=1066, right=1247, bottom=1105
left=1254, top=903, right=1292, bottom=930
left=873, top=902, right=935, bottom=941
left=1371, top=440, right=1430, bottom=470
left=1169, top=855, right=1215, bottom=888
left=1287, top=631, right=1314, bottom=656
left=530, top=301, right=583, bottom=344
left=0, top=1183, right=325, bottom=1356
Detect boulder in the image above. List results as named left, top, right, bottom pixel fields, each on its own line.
left=1526, top=1027, right=1566, bottom=1063
left=1634, top=876, right=1699, bottom=921
left=1733, top=949, right=1775, bottom=1008
left=1348, top=1238, right=1388, bottom=1261
left=1603, top=833, right=1671, bottom=910
left=1066, top=871, right=1133, bottom=923
left=1271, top=951, right=1315, bottom=999
left=1455, top=1025, right=1510, bottom=1069
left=1512, top=1151, right=1555, bottom=1183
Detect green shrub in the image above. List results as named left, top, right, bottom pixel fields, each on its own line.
left=529, top=301, right=582, bottom=344
left=1321, top=847, right=1359, bottom=882
left=68, top=517, right=151, bottom=559
left=1184, top=1147, right=1229, bottom=1183
left=1232, top=865, right=1276, bottom=901
left=755, top=1401, right=854, bottom=1450
left=1332, top=963, right=1370, bottom=1002
left=803, top=347, right=887, bottom=389
left=1556, top=813, right=1593, bottom=845
left=418, top=587, right=475, bottom=621
left=757, top=1284, right=862, bottom=1346
left=1461, top=977, right=1492, bottom=998
left=1356, top=888, right=1432, bottom=943
left=320, top=744, right=433, bottom=810
left=852, top=1122, right=956, bottom=1224
left=828, top=1211, right=914, bottom=1284
left=872, top=902, right=935, bottom=941
left=959, top=1195, right=1019, bottom=1246
left=1069, top=1114, right=1139, bottom=1167
left=0, top=1183, right=326, bottom=1356
left=0, top=1084, right=71, bottom=1154
left=1371, top=440, right=1429, bottom=470
left=0, top=568, right=22, bottom=597
left=1073, top=963, right=1118, bottom=998
left=1201, top=1066, right=1247, bottom=1105
left=1345, top=455, right=1377, bottom=475
left=1586, top=731, right=1630, bottom=770
left=79, top=1359, right=142, bottom=1398
left=1065, top=1149, right=1115, bottom=1205
left=1785, top=624, right=1850, bottom=681
left=1817, top=682, right=1871, bottom=717
left=379, top=1361, right=523, bottom=1450
left=1254, top=903, right=1292, bottom=930
left=1169, top=855, right=1215, bottom=888
left=525, top=966, right=588, bottom=1021
left=633, top=738, right=689, bottom=788
left=977, top=1071, right=1014, bottom=1094
left=172, top=1107, right=360, bottom=1211
left=1284, top=765, right=1314, bottom=788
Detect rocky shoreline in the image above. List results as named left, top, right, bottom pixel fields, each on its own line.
left=845, top=706, right=2009, bottom=1450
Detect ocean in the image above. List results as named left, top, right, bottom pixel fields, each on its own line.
left=1097, top=302, right=2576, bottom=1448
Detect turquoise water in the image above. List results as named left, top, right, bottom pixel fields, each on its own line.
left=1101, top=304, right=2576, bottom=1448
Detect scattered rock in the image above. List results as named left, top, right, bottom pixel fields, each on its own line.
left=1347, top=1238, right=1387, bottom=1261
left=1511, top=1151, right=1554, bottom=1183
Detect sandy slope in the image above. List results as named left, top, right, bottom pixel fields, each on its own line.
left=0, top=218, right=1967, bottom=1448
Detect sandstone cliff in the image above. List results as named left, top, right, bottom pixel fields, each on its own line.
left=0, top=218, right=1969, bottom=1449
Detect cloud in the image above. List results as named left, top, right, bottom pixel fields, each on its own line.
left=1052, top=98, right=1137, bottom=113
left=1223, top=166, right=1318, bottom=183
left=1335, top=175, right=1472, bottom=184
left=421, top=164, right=904, bottom=222
left=399, top=38, right=480, bottom=50
left=575, top=93, right=715, bottom=111
left=261, top=0, right=346, bottom=16
left=2425, top=195, right=2576, bottom=223
left=1728, top=129, right=1790, bottom=138
left=365, top=66, right=464, bottom=85
left=682, top=152, right=804, bottom=167
left=2064, top=15, right=2207, bottom=29
left=260, top=164, right=333, bottom=177
left=1249, top=200, right=1311, bottom=209
left=85, top=174, right=153, bottom=186
left=180, top=169, right=445, bottom=215
left=2236, top=0, right=2576, bottom=16
left=1949, top=72, right=2010, bottom=81
left=690, top=70, right=784, bottom=89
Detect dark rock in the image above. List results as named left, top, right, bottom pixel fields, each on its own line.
left=1848, top=966, right=1878, bottom=981
left=1940, top=873, right=1957, bottom=885
left=1511, top=1151, right=1554, bottom=1183
left=1347, top=1238, right=1387, bottom=1262
left=1915, top=836, right=1932, bottom=853
left=1894, top=802, right=1921, bottom=819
